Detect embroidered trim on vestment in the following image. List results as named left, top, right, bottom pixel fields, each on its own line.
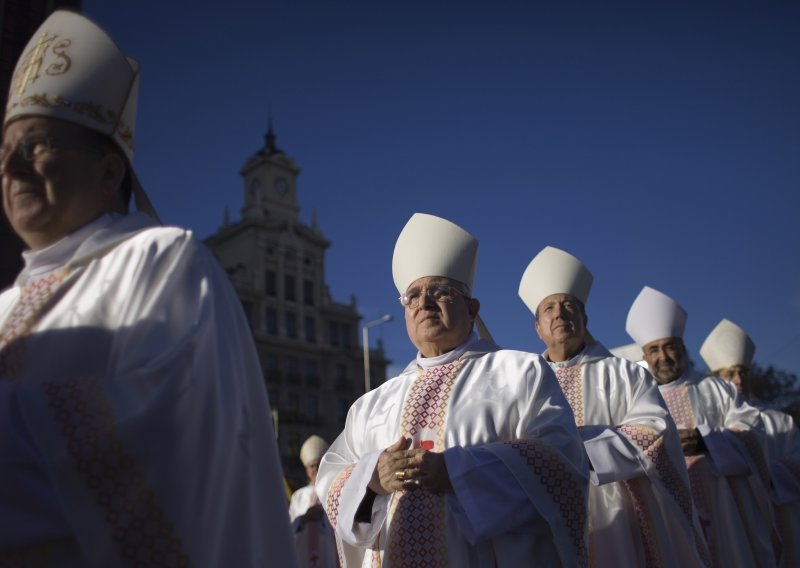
left=43, top=376, right=191, bottom=567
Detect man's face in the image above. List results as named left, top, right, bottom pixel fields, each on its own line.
left=403, top=276, right=478, bottom=358
left=534, top=293, right=587, bottom=358
left=1, top=117, right=119, bottom=250
left=305, top=459, right=320, bottom=484
left=719, top=365, right=749, bottom=397
left=642, top=337, right=686, bottom=385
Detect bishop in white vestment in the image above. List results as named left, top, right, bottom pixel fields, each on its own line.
left=317, top=214, right=589, bottom=567
left=291, top=436, right=338, bottom=568
left=628, top=287, right=776, bottom=568
left=519, top=247, right=710, bottom=567
left=0, top=11, right=295, bottom=567
left=701, top=319, right=800, bottom=567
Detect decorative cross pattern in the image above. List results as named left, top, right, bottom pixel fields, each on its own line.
left=619, top=424, right=694, bottom=522
left=398, top=360, right=462, bottom=451
left=660, top=385, right=696, bottom=429
left=553, top=365, right=584, bottom=426
left=385, top=359, right=463, bottom=566
left=504, top=439, right=588, bottom=566
left=386, top=491, right=447, bottom=567
left=619, top=424, right=712, bottom=567
left=44, top=377, right=190, bottom=567
left=0, top=268, right=69, bottom=379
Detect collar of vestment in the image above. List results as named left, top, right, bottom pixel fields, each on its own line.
left=546, top=340, right=613, bottom=369
left=15, top=213, right=158, bottom=287
left=415, top=330, right=480, bottom=370
left=657, top=365, right=706, bottom=392
left=18, top=214, right=116, bottom=286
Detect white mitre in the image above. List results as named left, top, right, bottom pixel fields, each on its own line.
left=5, top=10, right=156, bottom=218
left=518, top=246, right=593, bottom=316
left=626, top=286, right=687, bottom=347
left=392, top=213, right=478, bottom=293
left=700, top=319, right=755, bottom=371
left=299, top=435, right=329, bottom=467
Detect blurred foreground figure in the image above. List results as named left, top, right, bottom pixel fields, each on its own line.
left=317, top=213, right=589, bottom=567
left=701, top=319, right=800, bottom=567
left=627, top=287, right=776, bottom=567
left=519, top=247, right=710, bottom=567
left=290, top=436, right=337, bottom=567
left=0, top=11, right=295, bottom=567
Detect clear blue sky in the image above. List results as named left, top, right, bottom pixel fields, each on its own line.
left=84, top=1, right=800, bottom=379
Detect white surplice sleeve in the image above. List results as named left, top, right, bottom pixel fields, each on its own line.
left=443, top=355, right=589, bottom=566
left=695, top=376, right=769, bottom=482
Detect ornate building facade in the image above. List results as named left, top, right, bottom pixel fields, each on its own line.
left=205, top=126, right=388, bottom=486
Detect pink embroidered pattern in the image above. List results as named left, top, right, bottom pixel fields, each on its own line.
left=619, top=424, right=694, bottom=523
left=325, top=464, right=355, bottom=530
left=385, top=359, right=462, bottom=567
left=621, top=478, right=660, bottom=568
left=43, top=377, right=190, bottom=567
left=325, top=464, right=355, bottom=568
left=619, top=424, right=712, bottom=567
left=504, top=439, right=588, bottom=567
left=553, top=365, right=584, bottom=426
left=0, top=269, right=69, bottom=379
left=387, top=491, right=447, bottom=567
left=660, top=385, right=696, bottom=429
left=400, top=360, right=463, bottom=451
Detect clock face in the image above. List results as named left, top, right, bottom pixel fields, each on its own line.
left=274, top=178, right=289, bottom=197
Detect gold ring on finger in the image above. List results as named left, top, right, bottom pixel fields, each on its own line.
left=395, top=470, right=406, bottom=482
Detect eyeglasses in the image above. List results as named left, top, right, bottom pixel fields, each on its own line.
left=398, top=284, right=469, bottom=309
left=0, top=134, right=105, bottom=166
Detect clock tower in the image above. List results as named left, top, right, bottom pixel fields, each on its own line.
left=240, top=121, right=300, bottom=221
left=205, top=124, right=390, bottom=489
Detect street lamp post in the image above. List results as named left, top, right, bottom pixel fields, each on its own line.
left=363, top=314, right=393, bottom=393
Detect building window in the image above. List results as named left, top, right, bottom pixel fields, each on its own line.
left=329, top=322, right=340, bottom=346
left=304, top=316, right=316, bottom=342
left=303, top=279, right=314, bottom=306
left=305, top=360, right=319, bottom=388
left=286, top=312, right=297, bottom=338
left=335, top=364, right=348, bottom=390
left=264, top=353, right=280, bottom=383
left=265, top=269, right=277, bottom=296
left=341, top=324, right=352, bottom=348
left=287, top=357, right=300, bottom=380
left=287, top=391, right=299, bottom=413
left=285, top=275, right=296, bottom=302
left=265, top=307, right=277, bottom=334
left=307, top=395, right=318, bottom=421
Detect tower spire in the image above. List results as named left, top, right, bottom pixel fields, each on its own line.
left=265, top=116, right=282, bottom=155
